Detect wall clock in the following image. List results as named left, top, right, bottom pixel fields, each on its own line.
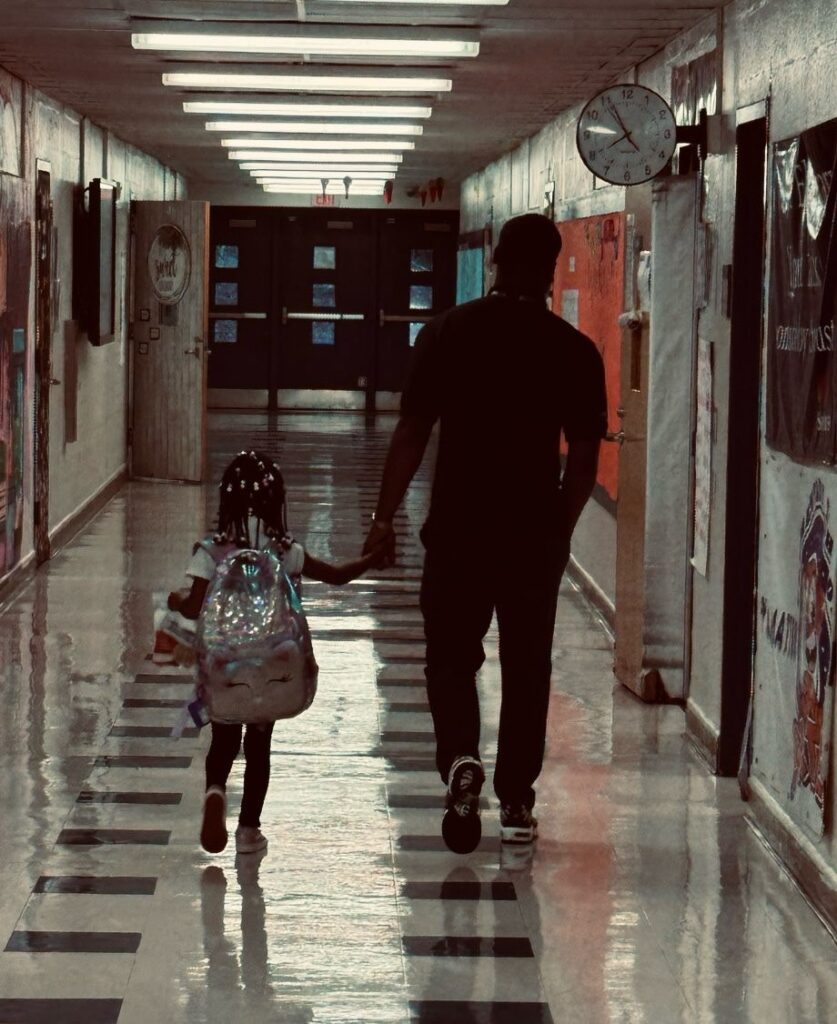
left=577, top=84, right=678, bottom=185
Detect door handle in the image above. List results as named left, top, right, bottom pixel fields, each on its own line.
left=605, top=430, right=626, bottom=445
left=184, top=338, right=203, bottom=358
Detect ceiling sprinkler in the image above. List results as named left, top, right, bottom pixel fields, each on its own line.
left=343, top=175, right=352, bottom=198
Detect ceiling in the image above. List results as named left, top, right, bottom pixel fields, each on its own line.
left=0, top=1, right=718, bottom=194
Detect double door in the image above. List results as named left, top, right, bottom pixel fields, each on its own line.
left=207, top=208, right=458, bottom=409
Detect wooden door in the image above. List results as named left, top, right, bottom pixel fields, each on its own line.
left=614, top=185, right=654, bottom=699
left=34, top=165, right=53, bottom=564
left=131, top=201, right=208, bottom=482
left=376, top=212, right=458, bottom=395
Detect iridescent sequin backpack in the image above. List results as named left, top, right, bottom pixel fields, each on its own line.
left=196, top=543, right=318, bottom=725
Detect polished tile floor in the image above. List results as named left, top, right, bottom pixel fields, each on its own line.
left=0, top=412, right=834, bottom=1024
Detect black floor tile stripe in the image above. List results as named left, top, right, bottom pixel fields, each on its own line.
left=57, top=829, right=171, bottom=846
left=402, top=881, right=516, bottom=901
left=382, top=731, right=435, bottom=743
left=132, top=674, right=193, bottom=685
left=94, top=755, right=192, bottom=768
left=385, top=757, right=438, bottom=771
left=109, top=725, right=198, bottom=738
left=403, top=936, right=533, bottom=957
left=0, top=999, right=123, bottom=1024
left=77, top=791, right=183, bottom=805
left=388, top=794, right=489, bottom=811
left=122, top=698, right=186, bottom=708
left=378, top=655, right=426, bottom=665
left=5, top=931, right=142, bottom=953
left=409, top=1002, right=553, bottom=1023
left=377, top=678, right=426, bottom=688
left=385, top=703, right=430, bottom=713
left=34, top=876, right=158, bottom=895
left=398, top=835, right=502, bottom=853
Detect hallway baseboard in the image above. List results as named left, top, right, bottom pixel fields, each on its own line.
left=49, top=467, right=127, bottom=556
left=567, top=554, right=615, bottom=631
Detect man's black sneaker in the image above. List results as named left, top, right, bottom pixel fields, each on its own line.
left=500, top=804, right=539, bottom=845
left=441, top=755, right=485, bottom=854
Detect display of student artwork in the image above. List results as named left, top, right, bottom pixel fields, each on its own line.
left=766, top=118, right=837, bottom=463
left=148, top=223, right=192, bottom=305
left=755, top=461, right=837, bottom=837
left=552, top=212, right=625, bottom=504
left=0, top=68, right=22, bottom=178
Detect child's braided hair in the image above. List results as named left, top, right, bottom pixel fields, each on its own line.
left=215, top=450, right=288, bottom=548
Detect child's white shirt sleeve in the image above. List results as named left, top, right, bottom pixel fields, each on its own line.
left=283, top=541, right=305, bottom=577
left=187, top=544, right=216, bottom=581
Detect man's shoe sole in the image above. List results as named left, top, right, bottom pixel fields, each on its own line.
left=500, top=823, right=538, bottom=845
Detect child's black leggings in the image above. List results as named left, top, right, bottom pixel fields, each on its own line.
left=205, top=722, right=274, bottom=828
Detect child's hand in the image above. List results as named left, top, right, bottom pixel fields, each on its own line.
left=167, top=588, right=190, bottom=611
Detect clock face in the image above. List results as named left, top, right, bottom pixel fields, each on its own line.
left=576, top=85, right=677, bottom=185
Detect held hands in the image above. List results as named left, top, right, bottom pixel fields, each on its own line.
left=363, top=519, right=397, bottom=569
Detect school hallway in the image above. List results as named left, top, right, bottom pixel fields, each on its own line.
left=0, top=412, right=830, bottom=1024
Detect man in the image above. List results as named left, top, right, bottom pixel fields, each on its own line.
left=364, top=213, right=607, bottom=854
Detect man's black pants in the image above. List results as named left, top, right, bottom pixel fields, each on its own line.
left=420, top=542, right=566, bottom=810
left=205, top=722, right=274, bottom=828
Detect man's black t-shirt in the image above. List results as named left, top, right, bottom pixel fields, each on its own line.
left=401, top=292, right=607, bottom=550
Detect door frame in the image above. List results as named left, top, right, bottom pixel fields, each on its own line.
left=717, top=111, right=769, bottom=776
left=34, top=159, right=53, bottom=564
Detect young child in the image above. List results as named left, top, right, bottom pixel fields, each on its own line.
left=166, top=449, right=389, bottom=857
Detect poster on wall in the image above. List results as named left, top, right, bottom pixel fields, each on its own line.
left=456, top=247, right=483, bottom=305
left=0, top=68, right=23, bottom=178
left=552, top=212, right=626, bottom=505
left=755, top=459, right=837, bottom=836
left=691, top=337, right=713, bottom=577
left=766, top=118, right=837, bottom=463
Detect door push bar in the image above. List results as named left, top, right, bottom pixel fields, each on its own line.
left=379, top=311, right=433, bottom=327
left=282, top=307, right=365, bottom=325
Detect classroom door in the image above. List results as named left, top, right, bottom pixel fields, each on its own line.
left=376, top=212, right=458, bottom=396
left=131, top=201, right=209, bottom=482
left=276, top=211, right=376, bottom=404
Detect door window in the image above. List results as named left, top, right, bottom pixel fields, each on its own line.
left=215, top=244, right=239, bottom=269
left=214, top=320, right=238, bottom=343
left=215, top=282, right=238, bottom=306
left=313, top=283, right=336, bottom=308
left=313, top=245, right=336, bottom=270
left=409, top=285, right=433, bottom=310
left=312, top=322, right=336, bottom=346
left=411, top=248, right=434, bottom=273
left=409, top=322, right=423, bottom=347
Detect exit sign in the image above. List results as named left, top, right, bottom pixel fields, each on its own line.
left=313, top=194, right=337, bottom=207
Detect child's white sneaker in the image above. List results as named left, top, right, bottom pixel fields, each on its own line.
left=235, top=826, right=268, bottom=854
left=200, top=786, right=228, bottom=853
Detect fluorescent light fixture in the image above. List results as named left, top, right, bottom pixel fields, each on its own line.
left=256, top=178, right=386, bottom=187
left=241, top=163, right=399, bottom=174
left=322, top=0, right=508, bottom=4
left=262, top=183, right=383, bottom=194
left=206, top=121, right=423, bottom=136
left=229, top=150, right=403, bottom=163
left=162, top=72, right=452, bottom=93
left=222, top=138, right=413, bottom=151
left=134, top=32, right=477, bottom=59
left=253, top=170, right=394, bottom=181
left=184, top=100, right=433, bottom=119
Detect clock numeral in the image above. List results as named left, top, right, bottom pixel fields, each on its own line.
left=664, top=129, right=672, bottom=139
left=590, top=109, right=599, bottom=121
left=584, top=130, right=591, bottom=140
left=621, top=88, right=634, bottom=99
left=659, top=110, right=668, bottom=118
left=660, top=150, right=668, bottom=159
left=624, top=170, right=632, bottom=183
left=645, top=165, right=652, bottom=177
left=588, top=151, right=597, bottom=162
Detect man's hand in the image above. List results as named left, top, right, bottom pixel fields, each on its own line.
left=363, top=519, right=396, bottom=567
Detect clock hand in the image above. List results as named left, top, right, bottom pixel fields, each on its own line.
left=604, top=97, right=641, bottom=151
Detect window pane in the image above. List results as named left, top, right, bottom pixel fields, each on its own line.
left=214, top=319, right=237, bottom=343
left=409, top=322, right=423, bottom=347
left=313, top=283, right=336, bottom=308
left=409, top=285, right=433, bottom=310
left=411, top=248, right=433, bottom=273
left=312, top=322, right=335, bottom=346
left=215, top=282, right=238, bottom=306
left=215, top=245, right=239, bottom=269
left=314, top=245, right=336, bottom=270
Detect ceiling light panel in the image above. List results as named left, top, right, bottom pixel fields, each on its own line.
left=320, top=0, right=508, bottom=4
left=242, top=164, right=399, bottom=174
left=206, top=121, right=423, bottom=136
left=163, top=72, right=452, bottom=94
left=133, top=31, right=478, bottom=60
left=262, top=183, right=383, bottom=194
left=229, top=150, right=403, bottom=162
left=184, top=100, right=433, bottom=119
left=222, top=139, right=413, bottom=151
left=253, top=169, right=394, bottom=179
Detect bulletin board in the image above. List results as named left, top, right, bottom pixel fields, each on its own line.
left=552, top=212, right=626, bottom=504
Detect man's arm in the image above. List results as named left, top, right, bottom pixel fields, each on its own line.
left=560, top=438, right=601, bottom=536
left=362, top=413, right=434, bottom=556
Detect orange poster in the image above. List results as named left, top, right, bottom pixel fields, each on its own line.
left=552, top=212, right=625, bottom=504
